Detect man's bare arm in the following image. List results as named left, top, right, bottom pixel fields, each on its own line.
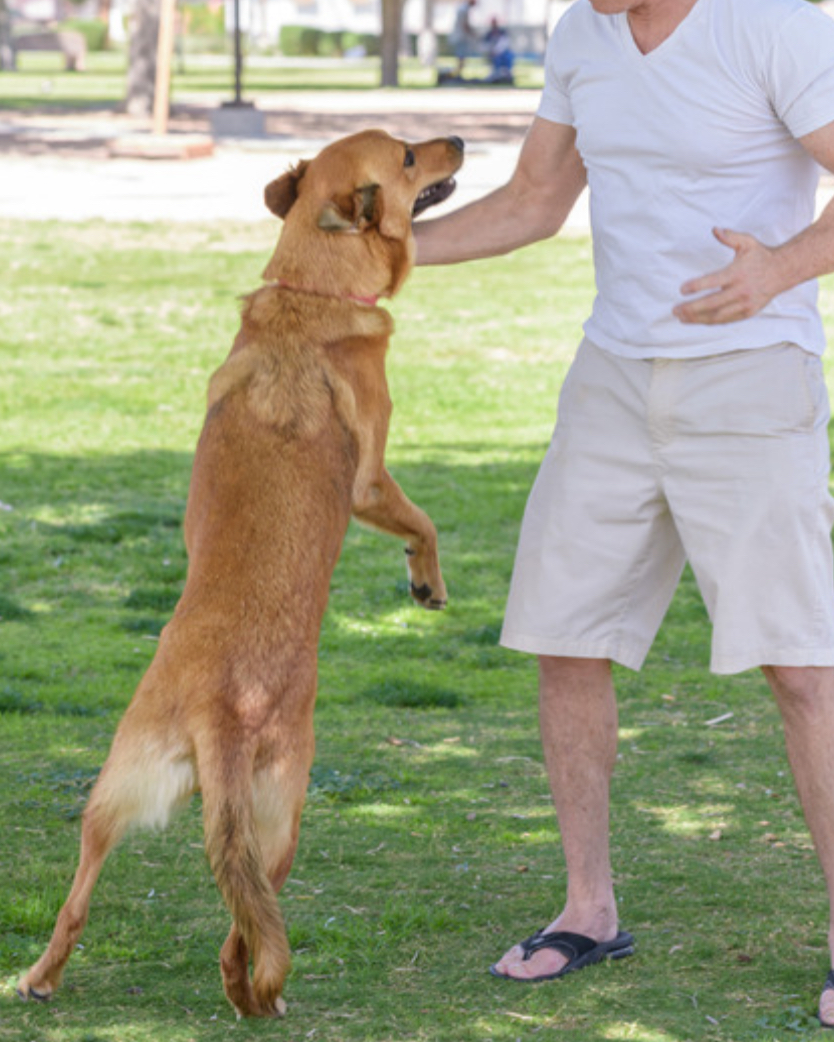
left=414, top=117, right=587, bottom=266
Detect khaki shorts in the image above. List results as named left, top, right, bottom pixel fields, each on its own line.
left=501, top=339, right=834, bottom=674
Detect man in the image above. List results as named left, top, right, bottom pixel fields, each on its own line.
left=484, top=18, right=515, bottom=84
left=449, top=0, right=478, bottom=77
left=414, top=0, right=834, bottom=1025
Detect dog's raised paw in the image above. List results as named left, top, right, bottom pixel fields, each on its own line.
left=410, top=585, right=447, bottom=611
left=408, top=573, right=448, bottom=610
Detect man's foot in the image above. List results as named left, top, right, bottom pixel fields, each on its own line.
left=490, top=913, right=629, bottom=981
left=490, top=927, right=634, bottom=982
left=819, top=970, right=834, bottom=1028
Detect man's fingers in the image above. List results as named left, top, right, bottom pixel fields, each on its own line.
left=679, top=270, right=727, bottom=297
left=675, top=230, right=776, bottom=325
left=674, top=289, right=749, bottom=325
left=680, top=229, right=751, bottom=295
left=712, top=226, right=753, bottom=252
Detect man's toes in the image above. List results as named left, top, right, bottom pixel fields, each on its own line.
left=491, top=944, right=569, bottom=981
left=491, top=946, right=527, bottom=978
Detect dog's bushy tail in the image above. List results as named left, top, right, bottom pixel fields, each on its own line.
left=198, top=744, right=290, bottom=1016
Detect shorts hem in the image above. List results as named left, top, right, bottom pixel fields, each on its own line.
left=499, top=629, right=648, bottom=672
left=710, top=648, right=834, bottom=675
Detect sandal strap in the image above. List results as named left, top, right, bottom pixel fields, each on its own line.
left=520, top=929, right=599, bottom=963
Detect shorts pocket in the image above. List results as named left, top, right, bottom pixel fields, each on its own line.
left=800, top=350, right=830, bottom=432
left=680, top=344, right=827, bottom=438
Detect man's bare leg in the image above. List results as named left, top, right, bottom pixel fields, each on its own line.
left=492, top=656, right=622, bottom=979
left=762, top=665, right=834, bottom=1025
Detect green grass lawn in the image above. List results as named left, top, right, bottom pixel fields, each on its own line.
left=0, top=216, right=833, bottom=1041
left=0, top=51, right=545, bottom=111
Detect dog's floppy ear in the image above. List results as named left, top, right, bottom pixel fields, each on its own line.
left=318, top=184, right=381, bottom=234
left=264, top=160, right=309, bottom=218
left=377, top=188, right=410, bottom=241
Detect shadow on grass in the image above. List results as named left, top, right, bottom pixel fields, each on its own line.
left=0, top=442, right=780, bottom=809
left=0, top=441, right=530, bottom=714
left=3, top=442, right=821, bottom=1042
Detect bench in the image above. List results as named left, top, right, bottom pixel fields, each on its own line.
left=14, top=30, right=87, bottom=71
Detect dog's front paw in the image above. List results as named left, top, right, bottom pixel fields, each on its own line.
left=405, top=548, right=447, bottom=610
left=410, top=581, right=447, bottom=610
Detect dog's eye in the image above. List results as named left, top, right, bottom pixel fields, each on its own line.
left=403, top=148, right=416, bottom=168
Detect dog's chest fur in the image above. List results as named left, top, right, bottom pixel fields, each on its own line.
left=174, top=288, right=393, bottom=641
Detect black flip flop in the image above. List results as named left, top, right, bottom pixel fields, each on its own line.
left=489, top=928, right=635, bottom=983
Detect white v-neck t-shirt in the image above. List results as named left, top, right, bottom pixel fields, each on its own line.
left=538, top=0, right=834, bottom=359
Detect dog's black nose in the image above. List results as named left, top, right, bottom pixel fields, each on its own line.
left=449, top=135, right=465, bottom=154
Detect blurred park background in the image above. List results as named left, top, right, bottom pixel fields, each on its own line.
left=4, top=3, right=834, bottom=1041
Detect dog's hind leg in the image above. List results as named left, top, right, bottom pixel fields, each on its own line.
left=252, top=748, right=313, bottom=1007
left=201, top=741, right=302, bottom=1018
left=217, top=802, right=306, bottom=1017
left=16, top=783, right=127, bottom=1002
left=219, top=925, right=254, bottom=1016
left=212, top=724, right=314, bottom=1018
left=17, top=713, right=195, bottom=1003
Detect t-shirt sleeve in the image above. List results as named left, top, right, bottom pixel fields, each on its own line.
left=536, top=19, right=574, bottom=126
left=767, top=4, right=834, bottom=138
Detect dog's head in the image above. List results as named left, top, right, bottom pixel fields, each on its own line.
left=262, top=130, right=464, bottom=299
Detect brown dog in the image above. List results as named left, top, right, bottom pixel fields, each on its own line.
left=17, top=129, right=464, bottom=1018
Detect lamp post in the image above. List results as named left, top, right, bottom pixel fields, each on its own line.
left=232, top=0, right=243, bottom=105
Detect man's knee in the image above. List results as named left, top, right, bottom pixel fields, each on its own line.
left=763, top=664, right=834, bottom=717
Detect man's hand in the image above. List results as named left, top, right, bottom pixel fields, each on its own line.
left=673, top=227, right=785, bottom=325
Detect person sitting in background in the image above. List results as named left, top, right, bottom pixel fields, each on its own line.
left=484, top=18, right=514, bottom=83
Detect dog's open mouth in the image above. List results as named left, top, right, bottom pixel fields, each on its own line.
left=412, top=177, right=457, bottom=217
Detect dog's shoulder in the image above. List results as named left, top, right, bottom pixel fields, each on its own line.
left=204, top=286, right=393, bottom=438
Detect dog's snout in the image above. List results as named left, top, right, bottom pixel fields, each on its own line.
left=449, top=136, right=465, bottom=154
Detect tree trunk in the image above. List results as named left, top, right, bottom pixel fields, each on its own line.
left=380, top=0, right=402, bottom=87
left=0, top=0, right=16, bottom=71
left=125, top=0, right=160, bottom=117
